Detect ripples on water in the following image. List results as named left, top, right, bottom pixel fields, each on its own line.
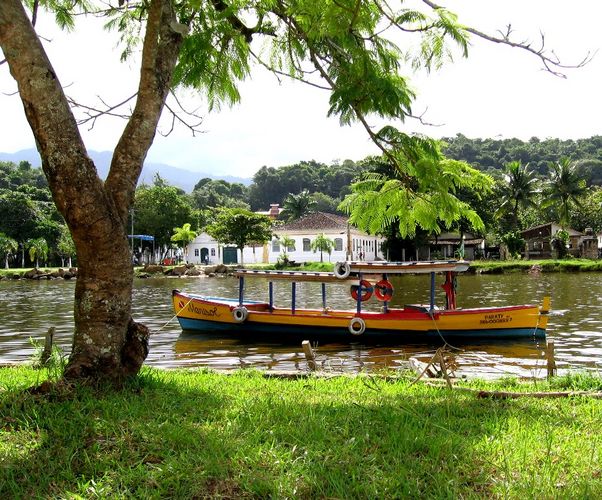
left=1, top=272, right=601, bottom=378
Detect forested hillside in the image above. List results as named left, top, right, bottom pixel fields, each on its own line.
left=442, top=135, right=602, bottom=185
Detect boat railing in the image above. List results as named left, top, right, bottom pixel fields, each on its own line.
left=234, top=269, right=353, bottom=282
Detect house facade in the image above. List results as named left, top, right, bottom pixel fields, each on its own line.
left=269, top=212, right=385, bottom=264
left=186, top=212, right=385, bottom=265
left=418, top=232, right=485, bottom=261
left=521, top=222, right=598, bottom=259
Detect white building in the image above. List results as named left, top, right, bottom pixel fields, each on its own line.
left=187, top=232, right=225, bottom=265
left=186, top=212, right=385, bottom=265
left=269, top=212, right=385, bottom=264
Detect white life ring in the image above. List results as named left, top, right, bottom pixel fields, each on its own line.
left=232, top=306, right=248, bottom=323
left=348, top=317, right=366, bottom=335
left=334, top=262, right=351, bottom=279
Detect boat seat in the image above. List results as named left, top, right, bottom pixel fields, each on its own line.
left=404, top=304, right=440, bottom=313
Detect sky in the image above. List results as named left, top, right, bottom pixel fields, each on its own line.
left=1, top=1, right=602, bottom=178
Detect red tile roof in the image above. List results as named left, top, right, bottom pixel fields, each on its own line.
left=278, top=212, right=349, bottom=231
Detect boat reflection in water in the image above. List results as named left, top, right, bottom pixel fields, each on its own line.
left=174, top=329, right=548, bottom=379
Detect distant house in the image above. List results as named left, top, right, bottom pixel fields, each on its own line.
left=270, top=212, right=385, bottom=263
left=418, top=232, right=484, bottom=261
left=521, top=222, right=598, bottom=259
left=187, top=232, right=232, bottom=265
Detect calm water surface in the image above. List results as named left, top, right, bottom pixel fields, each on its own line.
left=1, top=272, right=601, bottom=378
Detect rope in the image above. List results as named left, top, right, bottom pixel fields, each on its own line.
left=150, top=296, right=194, bottom=335
left=428, top=310, right=464, bottom=352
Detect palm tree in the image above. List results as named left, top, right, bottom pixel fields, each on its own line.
left=281, top=190, right=317, bottom=221
left=497, top=161, right=539, bottom=230
left=27, top=237, right=48, bottom=268
left=0, top=233, right=18, bottom=269
left=171, top=223, right=198, bottom=263
left=57, top=226, right=76, bottom=268
left=279, top=235, right=295, bottom=259
left=310, top=233, right=335, bottom=262
left=544, top=158, right=587, bottom=228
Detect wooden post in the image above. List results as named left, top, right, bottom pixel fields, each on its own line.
left=40, top=326, right=55, bottom=365
left=302, top=340, right=316, bottom=371
left=546, top=339, right=557, bottom=378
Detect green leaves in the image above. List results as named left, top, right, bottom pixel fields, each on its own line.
left=206, top=208, right=272, bottom=253
left=339, top=137, right=493, bottom=238
left=543, top=158, right=587, bottom=227
left=171, top=222, right=198, bottom=247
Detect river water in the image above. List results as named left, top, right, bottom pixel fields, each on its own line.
left=1, top=272, right=601, bottom=378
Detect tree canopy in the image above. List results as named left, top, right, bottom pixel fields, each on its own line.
left=206, top=208, right=272, bottom=265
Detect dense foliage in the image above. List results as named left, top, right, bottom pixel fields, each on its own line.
left=0, top=161, right=69, bottom=268
left=5, top=134, right=602, bottom=269
left=442, top=135, right=602, bottom=182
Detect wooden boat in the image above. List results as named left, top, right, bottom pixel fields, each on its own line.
left=172, top=260, right=550, bottom=340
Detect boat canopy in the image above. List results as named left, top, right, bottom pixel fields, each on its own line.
left=335, top=260, right=470, bottom=276
left=235, top=260, right=470, bottom=282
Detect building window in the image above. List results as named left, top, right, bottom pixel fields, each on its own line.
left=287, top=240, right=296, bottom=252
left=272, top=240, right=280, bottom=252
left=194, top=249, right=199, bottom=257
left=210, top=248, right=215, bottom=256
left=334, top=238, right=343, bottom=251
left=303, top=238, right=311, bottom=252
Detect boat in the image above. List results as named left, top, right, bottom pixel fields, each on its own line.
left=172, top=260, right=550, bottom=340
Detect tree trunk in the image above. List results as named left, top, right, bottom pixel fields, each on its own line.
left=0, top=0, right=183, bottom=383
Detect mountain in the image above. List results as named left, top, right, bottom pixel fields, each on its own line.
left=0, top=148, right=251, bottom=191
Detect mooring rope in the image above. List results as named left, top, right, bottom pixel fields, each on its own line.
left=150, top=296, right=194, bottom=335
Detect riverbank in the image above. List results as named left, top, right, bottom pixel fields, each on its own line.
left=1, top=366, right=601, bottom=497
left=470, top=258, right=602, bottom=273
left=2, top=258, right=602, bottom=281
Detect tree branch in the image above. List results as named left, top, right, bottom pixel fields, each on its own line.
left=67, top=93, right=138, bottom=129
left=105, top=0, right=185, bottom=221
left=420, top=0, right=594, bottom=77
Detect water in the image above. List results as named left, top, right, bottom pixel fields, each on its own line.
left=1, top=272, right=601, bottom=378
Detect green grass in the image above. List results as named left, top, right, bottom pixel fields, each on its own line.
left=471, top=258, right=602, bottom=273
left=1, top=367, right=602, bottom=498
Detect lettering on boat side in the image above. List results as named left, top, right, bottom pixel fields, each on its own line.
left=188, top=303, right=220, bottom=318
left=480, top=313, right=512, bottom=325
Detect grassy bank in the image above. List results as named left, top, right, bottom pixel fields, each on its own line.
left=470, top=258, right=602, bottom=274
left=1, top=367, right=602, bottom=498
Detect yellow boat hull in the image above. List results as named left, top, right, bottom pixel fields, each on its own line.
left=172, top=290, right=548, bottom=340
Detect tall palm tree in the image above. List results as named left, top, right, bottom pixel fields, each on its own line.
left=310, top=233, right=335, bottom=262
left=497, top=161, right=539, bottom=230
left=281, top=190, right=317, bottom=221
left=0, top=233, right=18, bottom=269
left=27, top=237, right=48, bottom=268
left=544, top=158, right=587, bottom=228
left=171, top=223, right=198, bottom=263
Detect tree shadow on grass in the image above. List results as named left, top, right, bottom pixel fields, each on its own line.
left=0, top=369, right=601, bottom=498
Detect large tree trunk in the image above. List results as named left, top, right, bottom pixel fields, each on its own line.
left=0, top=0, right=183, bottom=382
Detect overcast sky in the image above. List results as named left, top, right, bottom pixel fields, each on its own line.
left=1, top=1, right=601, bottom=177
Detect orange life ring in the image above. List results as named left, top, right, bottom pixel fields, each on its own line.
left=350, top=280, right=373, bottom=302
left=374, top=279, right=394, bottom=302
